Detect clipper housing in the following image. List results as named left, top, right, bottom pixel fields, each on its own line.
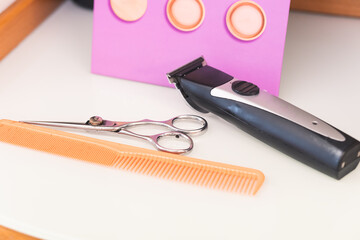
left=167, top=57, right=360, bottom=179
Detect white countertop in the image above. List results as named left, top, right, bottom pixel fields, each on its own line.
left=0, top=1, right=360, bottom=239
left=0, top=0, right=15, bottom=14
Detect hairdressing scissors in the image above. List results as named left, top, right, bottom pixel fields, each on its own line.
left=22, top=115, right=207, bottom=154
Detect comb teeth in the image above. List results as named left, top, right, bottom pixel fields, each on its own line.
left=111, top=153, right=264, bottom=195
left=0, top=119, right=265, bottom=195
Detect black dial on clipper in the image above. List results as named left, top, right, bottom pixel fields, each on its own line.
left=232, top=81, right=260, bottom=96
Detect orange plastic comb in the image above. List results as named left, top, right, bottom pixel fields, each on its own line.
left=0, top=119, right=265, bottom=195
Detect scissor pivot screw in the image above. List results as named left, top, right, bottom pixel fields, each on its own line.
left=89, top=116, right=103, bottom=126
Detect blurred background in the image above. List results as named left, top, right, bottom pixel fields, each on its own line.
left=0, top=0, right=359, bottom=61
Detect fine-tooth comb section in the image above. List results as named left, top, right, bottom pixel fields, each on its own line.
left=111, top=153, right=264, bottom=194
left=0, top=120, right=265, bottom=195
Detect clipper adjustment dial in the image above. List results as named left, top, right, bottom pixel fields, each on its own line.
left=232, top=81, right=259, bottom=96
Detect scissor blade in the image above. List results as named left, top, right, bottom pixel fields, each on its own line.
left=21, top=121, right=117, bottom=132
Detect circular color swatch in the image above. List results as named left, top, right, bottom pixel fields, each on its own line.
left=226, top=0, right=266, bottom=41
left=110, top=0, right=147, bottom=22
left=167, top=0, right=205, bottom=32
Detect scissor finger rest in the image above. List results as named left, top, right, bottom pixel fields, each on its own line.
left=151, top=131, right=194, bottom=154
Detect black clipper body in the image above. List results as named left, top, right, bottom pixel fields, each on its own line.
left=167, top=57, right=360, bottom=179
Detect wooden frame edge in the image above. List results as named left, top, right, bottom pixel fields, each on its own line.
left=0, top=0, right=64, bottom=61
left=0, top=225, right=39, bottom=240
left=291, top=0, right=360, bottom=18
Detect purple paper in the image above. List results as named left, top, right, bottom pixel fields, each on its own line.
left=92, top=0, right=290, bottom=96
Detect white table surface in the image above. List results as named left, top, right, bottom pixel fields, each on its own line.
left=0, top=1, right=360, bottom=239
left=0, top=0, right=15, bottom=14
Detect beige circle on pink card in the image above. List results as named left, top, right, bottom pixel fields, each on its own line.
left=110, top=0, right=147, bottom=22
left=226, top=0, right=266, bottom=41
left=167, top=0, right=205, bottom=32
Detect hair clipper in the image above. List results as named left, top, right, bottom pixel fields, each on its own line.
left=167, top=57, right=360, bottom=179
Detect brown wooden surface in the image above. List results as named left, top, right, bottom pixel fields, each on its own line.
left=0, top=225, right=39, bottom=240
left=0, top=0, right=64, bottom=61
left=291, top=0, right=360, bottom=17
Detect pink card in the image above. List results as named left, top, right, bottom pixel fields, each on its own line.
left=92, top=0, right=290, bottom=95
